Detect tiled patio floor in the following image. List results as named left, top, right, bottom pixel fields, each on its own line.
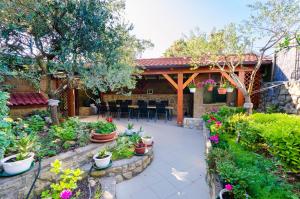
left=80, top=116, right=210, bottom=199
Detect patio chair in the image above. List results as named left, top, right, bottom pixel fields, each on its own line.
left=108, top=102, right=118, bottom=118
left=116, top=100, right=123, bottom=105
left=125, top=100, right=132, bottom=105
left=137, top=101, right=150, bottom=121
left=155, top=102, right=169, bottom=122
left=161, top=100, right=169, bottom=106
left=148, top=100, right=157, bottom=106
left=137, top=100, right=145, bottom=106
left=97, top=102, right=108, bottom=118
left=118, top=102, right=131, bottom=120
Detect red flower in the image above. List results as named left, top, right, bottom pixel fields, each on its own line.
left=106, top=117, right=113, bottom=123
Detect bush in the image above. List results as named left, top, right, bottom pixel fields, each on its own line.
left=26, top=115, right=45, bottom=132
left=95, top=122, right=116, bottom=134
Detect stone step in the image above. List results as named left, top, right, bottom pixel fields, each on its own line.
left=100, top=177, right=116, bottom=199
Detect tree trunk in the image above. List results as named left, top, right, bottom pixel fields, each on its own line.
left=48, top=98, right=60, bottom=125
left=244, top=95, right=253, bottom=115
left=50, top=105, right=59, bottom=125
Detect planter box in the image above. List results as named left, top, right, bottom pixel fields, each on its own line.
left=79, top=107, right=91, bottom=116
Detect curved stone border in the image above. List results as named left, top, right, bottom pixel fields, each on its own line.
left=90, top=149, right=154, bottom=183
left=0, top=142, right=115, bottom=199
left=202, top=120, right=222, bottom=199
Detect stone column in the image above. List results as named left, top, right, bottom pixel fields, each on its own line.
left=193, top=88, right=205, bottom=118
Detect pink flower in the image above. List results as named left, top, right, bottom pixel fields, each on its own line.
left=209, top=135, right=219, bottom=143
left=207, top=119, right=212, bottom=123
left=60, top=189, right=72, bottom=199
left=225, top=184, right=233, bottom=191
left=216, top=121, right=222, bottom=126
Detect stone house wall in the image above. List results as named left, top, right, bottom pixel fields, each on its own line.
left=259, top=81, right=300, bottom=114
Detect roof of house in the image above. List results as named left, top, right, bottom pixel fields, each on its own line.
left=136, top=54, right=272, bottom=69
left=8, top=92, right=48, bottom=106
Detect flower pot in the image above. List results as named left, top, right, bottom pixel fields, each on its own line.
left=93, top=152, right=112, bottom=169
left=226, top=87, right=234, bottom=93
left=91, top=130, right=116, bottom=140
left=189, top=88, right=196, bottom=93
left=1, top=152, right=34, bottom=175
left=125, top=129, right=134, bottom=136
left=135, top=143, right=146, bottom=154
left=218, top=88, right=227, bottom=95
left=207, top=85, right=214, bottom=92
left=141, top=136, right=153, bottom=145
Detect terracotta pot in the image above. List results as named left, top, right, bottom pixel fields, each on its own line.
left=207, top=85, right=214, bottom=92
left=135, top=143, right=146, bottom=154
left=218, top=88, right=227, bottom=95
left=91, top=130, right=116, bottom=140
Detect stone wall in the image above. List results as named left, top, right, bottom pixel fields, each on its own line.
left=103, top=94, right=193, bottom=115
left=0, top=143, right=114, bottom=199
left=10, top=106, right=48, bottom=119
left=259, top=81, right=300, bottom=114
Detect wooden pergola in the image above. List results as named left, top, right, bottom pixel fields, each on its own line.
left=66, top=55, right=272, bottom=125
left=136, top=56, right=272, bottom=125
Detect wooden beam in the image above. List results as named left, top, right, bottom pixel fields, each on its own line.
left=237, top=71, right=245, bottom=107
left=67, top=88, right=76, bottom=117
left=162, top=74, right=178, bottom=90
left=177, top=73, right=184, bottom=126
left=142, top=66, right=255, bottom=75
left=183, top=73, right=200, bottom=89
left=220, top=72, right=237, bottom=87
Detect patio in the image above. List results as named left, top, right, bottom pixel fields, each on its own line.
left=80, top=116, right=210, bottom=199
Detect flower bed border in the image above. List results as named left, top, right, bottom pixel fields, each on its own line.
left=202, top=120, right=223, bottom=199
left=0, top=142, right=115, bottom=199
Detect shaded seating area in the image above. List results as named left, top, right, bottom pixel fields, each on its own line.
left=95, top=100, right=173, bottom=121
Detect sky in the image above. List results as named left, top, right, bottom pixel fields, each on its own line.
left=124, top=0, right=252, bottom=58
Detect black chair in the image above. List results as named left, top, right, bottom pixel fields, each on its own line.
left=137, top=100, right=145, bottom=106
left=108, top=102, right=118, bottom=118
left=137, top=101, right=149, bottom=121
left=125, top=100, right=132, bottom=105
left=97, top=102, right=108, bottom=118
left=161, top=100, right=169, bottom=106
left=148, top=100, right=157, bottom=106
left=155, top=102, right=169, bottom=122
left=116, top=100, right=123, bottom=105
left=118, top=102, right=131, bottom=120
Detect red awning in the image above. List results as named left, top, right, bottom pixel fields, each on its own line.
left=9, top=92, right=48, bottom=106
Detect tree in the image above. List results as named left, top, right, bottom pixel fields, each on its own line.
left=0, top=0, right=151, bottom=123
left=164, top=0, right=300, bottom=114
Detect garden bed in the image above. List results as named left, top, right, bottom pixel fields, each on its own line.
left=203, top=106, right=300, bottom=199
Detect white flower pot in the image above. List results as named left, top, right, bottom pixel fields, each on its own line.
left=189, top=88, right=196, bottom=93
left=93, top=152, right=112, bottom=169
left=1, top=153, right=34, bottom=175
left=141, top=136, right=153, bottom=145
left=125, top=129, right=134, bottom=136
left=226, top=87, right=234, bottom=93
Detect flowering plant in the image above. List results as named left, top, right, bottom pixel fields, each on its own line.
left=41, top=160, right=83, bottom=199
left=209, top=135, right=219, bottom=144
left=197, top=79, right=216, bottom=88
left=188, top=82, right=196, bottom=89
left=225, top=184, right=233, bottom=191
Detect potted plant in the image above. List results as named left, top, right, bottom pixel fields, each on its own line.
left=134, top=141, right=147, bottom=155
left=93, top=148, right=112, bottom=169
left=218, top=83, right=227, bottom=95
left=198, top=79, right=216, bottom=92
left=138, top=126, right=144, bottom=136
left=1, top=135, right=36, bottom=175
left=141, top=135, right=153, bottom=146
left=125, top=123, right=134, bottom=136
left=91, top=121, right=117, bottom=142
left=188, top=83, right=197, bottom=93
left=226, top=84, right=234, bottom=93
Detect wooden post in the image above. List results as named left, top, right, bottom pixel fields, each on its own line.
left=177, top=73, right=184, bottom=126
left=67, top=88, right=76, bottom=117
left=237, top=71, right=245, bottom=107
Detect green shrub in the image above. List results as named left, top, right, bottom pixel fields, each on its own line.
left=26, top=115, right=45, bottom=132
left=96, top=122, right=116, bottom=134
left=111, top=137, right=134, bottom=160
left=50, top=125, right=76, bottom=142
